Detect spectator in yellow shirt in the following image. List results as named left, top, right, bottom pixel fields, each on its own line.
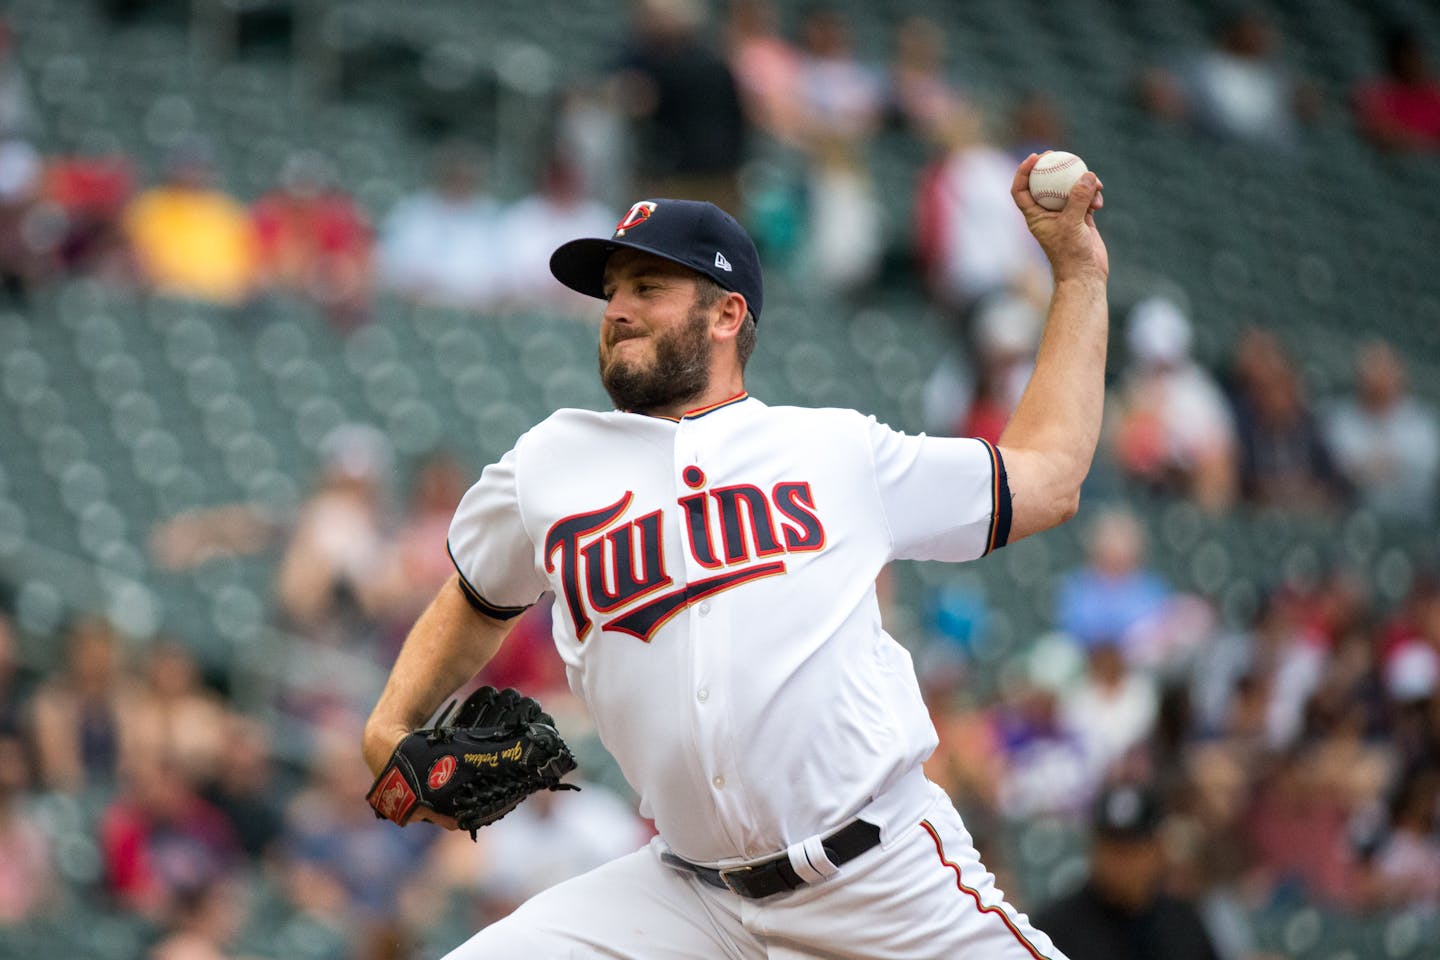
left=124, top=141, right=257, bottom=304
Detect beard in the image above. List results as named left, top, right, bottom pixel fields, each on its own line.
left=599, top=305, right=713, bottom=413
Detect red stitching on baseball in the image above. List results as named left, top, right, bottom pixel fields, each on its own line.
left=1036, top=157, right=1081, bottom=173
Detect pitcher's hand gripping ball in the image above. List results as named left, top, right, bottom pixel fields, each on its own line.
left=1028, top=151, right=1089, bottom=211
left=367, top=686, right=578, bottom=837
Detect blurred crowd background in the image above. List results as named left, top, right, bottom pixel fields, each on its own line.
left=0, top=0, right=1437, bottom=957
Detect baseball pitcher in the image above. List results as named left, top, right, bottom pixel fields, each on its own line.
left=363, top=152, right=1107, bottom=958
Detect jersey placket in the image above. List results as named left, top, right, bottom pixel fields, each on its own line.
left=673, top=416, right=751, bottom=857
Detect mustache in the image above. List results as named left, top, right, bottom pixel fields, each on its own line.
left=605, top=329, right=646, bottom=349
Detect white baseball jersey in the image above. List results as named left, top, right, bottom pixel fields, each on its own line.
left=447, top=392, right=1012, bottom=866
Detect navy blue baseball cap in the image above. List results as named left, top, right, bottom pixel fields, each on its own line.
left=1091, top=784, right=1163, bottom=840
left=549, top=199, right=764, bottom=321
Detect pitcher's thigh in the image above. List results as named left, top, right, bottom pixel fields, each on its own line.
left=442, top=843, right=758, bottom=960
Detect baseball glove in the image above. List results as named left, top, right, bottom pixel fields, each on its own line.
left=367, top=686, right=578, bottom=838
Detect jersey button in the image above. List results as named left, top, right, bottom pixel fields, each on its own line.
left=712, top=775, right=725, bottom=788
left=698, top=601, right=712, bottom=616
left=697, top=688, right=709, bottom=702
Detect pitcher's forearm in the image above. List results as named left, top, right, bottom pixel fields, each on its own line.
left=363, top=575, right=514, bottom=773
left=1001, top=275, right=1108, bottom=481
left=997, top=274, right=1109, bottom=541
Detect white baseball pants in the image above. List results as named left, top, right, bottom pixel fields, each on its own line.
left=442, top=778, right=1069, bottom=960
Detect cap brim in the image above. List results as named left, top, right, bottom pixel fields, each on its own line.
left=549, top=237, right=706, bottom=301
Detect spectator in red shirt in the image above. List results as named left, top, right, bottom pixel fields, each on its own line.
left=41, top=154, right=135, bottom=279
left=100, top=754, right=241, bottom=923
left=1355, top=28, right=1440, bottom=151
left=252, top=151, right=372, bottom=330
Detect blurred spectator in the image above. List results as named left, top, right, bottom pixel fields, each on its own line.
left=1055, top=508, right=1176, bottom=654
left=1244, top=748, right=1358, bottom=907
left=1228, top=328, right=1347, bottom=510
left=252, top=151, right=373, bottom=331
left=1009, top=91, right=1068, bottom=159
left=149, top=877, right=252, bottom=960
left=1111, top=297, right=1237, bottom=511
left=274, top=861, right=351, bottom=960
left=476, top=779, right=651, bottom=909
left=1033, top=783, right=1221, bottom=960
left=1291, top=567, right=1372, bottom=653
left=923, top=293, right=1041, bottom=442
left=495, top=160, right=615, bottom=313
left=124, top=141, right=259, bottom=305
left=0, top=137, right=48, bottom=299
left=0, top=612, right=35, bottom=736
left=794, top=6, right=884, bottom=145
left=1355, top=27, right=1440, bottom=151
left=611, top=0, right=746, bottom=213
left=914, top=105, right=1046, bottom=319
left=201, top=717, right=283, bottom=862
left=1359, top=766, right=1440, bottom=911
left=991, top=677, right=1093, bottom=820
left=1193, top=587, right=1327, bottom=751
left=801, top=137, right=882, bottom=295
left=149, top=499, right=282, bottom=574
left=371, top=451, right=472, bottom=654
left=131, top=640, right=231, bottom=786
left=100, top=754, right=242, bottom=923
left=555, top=85, right=630, bottom=210
left=1060, top=642, right=1160, bottom=781
left=30, top=616, right=144, bottom=793
left=1379, top=580, right=1440, bottom=774
left=41, top=154, right=136, bottom=280
left=922, top=664, right=1005, bottom=815
left=1297, top=615, right=1381, bottom=755
left=725, top=0, right=804, bottom=143
left=376, top=144, right=505, bottom=309
left=0, top=733, right=56, bottom=922
left=885, top=16, right=966, bottom=142
left=1140, top=9, right=1317, bottom=148
left=0, top=22, right=36, bottom=138
left=274, top=423, right=397, bottom=647
left=284, top=722, right=432, bottom=948
left=1324, top=339, right=1440, bottom=521
left=1178, top=744, right=1271, bottom=958
left=955, top=293, right=1041, bottom=443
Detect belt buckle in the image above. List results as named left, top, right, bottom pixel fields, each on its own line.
left=717, top=864, right=752, bottom=896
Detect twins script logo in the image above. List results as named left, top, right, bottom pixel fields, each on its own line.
left=545, top=467, right=825, bottom=642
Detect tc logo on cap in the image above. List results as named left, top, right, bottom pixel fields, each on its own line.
left=614, top=200, right=658, bottom=237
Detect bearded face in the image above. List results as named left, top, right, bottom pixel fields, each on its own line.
left=598, top=300, right=713, bottom=413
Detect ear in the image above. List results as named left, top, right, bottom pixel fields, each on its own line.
left=710, top=291, right=748, bottom=342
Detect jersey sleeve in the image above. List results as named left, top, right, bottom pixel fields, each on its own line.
left=865, top=418, right=1012, bottom=563
left=447, top=447, right=547, bottom=619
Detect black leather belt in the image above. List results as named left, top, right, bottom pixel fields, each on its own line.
left=660, top=818, right=881, bottom=899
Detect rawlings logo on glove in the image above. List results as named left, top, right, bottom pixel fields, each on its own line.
left=366, top=686, right=578, bottom=837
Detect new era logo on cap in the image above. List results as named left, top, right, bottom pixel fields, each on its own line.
left=548, top=198, right=764, bottom=321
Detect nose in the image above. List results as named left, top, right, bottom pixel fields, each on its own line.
left=602, top=291, right=634, bottom=328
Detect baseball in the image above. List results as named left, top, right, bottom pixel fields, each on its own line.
left=1028, top=151, right=1088, bottom=211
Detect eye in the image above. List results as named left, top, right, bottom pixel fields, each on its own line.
left=601, top=287, right=615, bottom=301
